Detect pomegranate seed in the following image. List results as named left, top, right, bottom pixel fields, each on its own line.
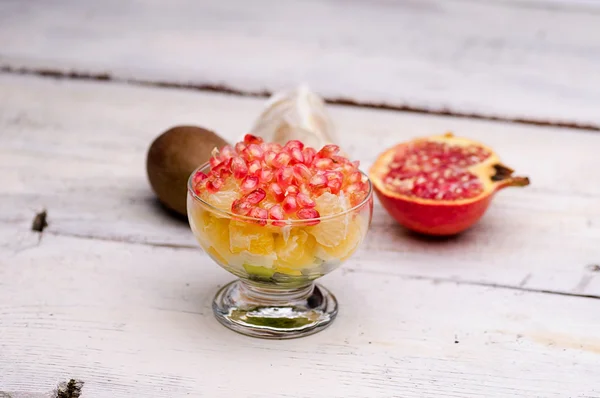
left=309, top=173, right=328, bottom=189
left=286, top=185, right=299, bottom=195
left=282, top=195, right=298, bottom=214
left=209, top=156, right=222, bottom=168
left=284, top=140, right=304, bottom=151
left=276, top=167, right=295, bottom=187
left=259, top=168, right=274, bottom=183
left=327, top=179, right=342, bottom=194
left=332, top=155, right=349, bottom=165
left=352, top=160, right=360, bottom=168
left=193, top=171, right=208, bottom=185
left=218, top=158, right=233, bottom=178
left=290, top=147, right=304, bottom=164
left=244, top=134, right=263, bottom=145
left=346, top=182, right=362, bottom=194
left=249, top=207, right=268, bottom=226
left=325, top=170, right=343, bottom=182
left=241, top=175, right=259, bottom=193
left=220, top=145, right=236, bottom=160
left=317, top=144, right=340, bottom=158
left=264, top=151, right=277, bottom=167
left=245, top=188, right=266, bottom=205
left=206, top=177, right=224, bottom=193
left=268, top=182, right=285, bottom=202
left=231, top=157, right=248, bottom=179
left=348, top=171, right=362, bottom=184
left=302, top=147, right=316, bottom=166
left=268, top=204, right=286, bottom=226
left=246, top=144, right=264, bottom=160
left=297, top=208, right=321, bottom=225
left=314, top=158, right=334, bottom=170
left=297, top=192, right=316, bottom=208
left=298, top=183, right=311, bottom=195
left=235, top=142, right=247, bottom=154
left=248, top=160, right=262, bottom=175
left=293, top=163, right=312, bottom=182
left=231, top=199, right=253, bottom=215
left=342, top=163, right=355, bottom=174
left=272, top=152, right=292, bottom=168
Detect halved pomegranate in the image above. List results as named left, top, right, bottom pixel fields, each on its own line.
left=369, top=132, right=530, bottom=236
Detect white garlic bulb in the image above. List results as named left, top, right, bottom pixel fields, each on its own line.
left=250, top=85, right=338, bottom=149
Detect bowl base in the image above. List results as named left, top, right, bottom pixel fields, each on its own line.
left=212, top=280, right=338, bottom=339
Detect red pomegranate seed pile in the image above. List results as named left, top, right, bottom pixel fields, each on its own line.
left=192, top=134, right=369, bottom=225
left=384, top=140, right=492, bottom=201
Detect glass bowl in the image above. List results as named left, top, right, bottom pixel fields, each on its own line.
left=187, top=163, right=374, bottom=339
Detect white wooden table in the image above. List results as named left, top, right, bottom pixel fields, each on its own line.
left=1, top=1, right=600, bottom=397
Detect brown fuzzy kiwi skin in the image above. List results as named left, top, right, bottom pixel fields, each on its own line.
left=146, top=126, right=229, bottom=216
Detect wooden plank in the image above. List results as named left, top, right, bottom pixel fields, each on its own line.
left=1, top=230, right=600, bottom=397
left=0, top=0, right=599, bottom=126
left=0, top=74, right=599, bottom=299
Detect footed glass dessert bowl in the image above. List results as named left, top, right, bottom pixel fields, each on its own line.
left=187, top=134, right=373, bottom=339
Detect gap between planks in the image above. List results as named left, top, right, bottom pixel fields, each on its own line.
left=18, top=227, right=600, bottom=302
left=1, top=65, right=599, bottom=132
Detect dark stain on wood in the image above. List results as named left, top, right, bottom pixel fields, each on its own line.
left=55, top=379, right=84, bottom=398
left=31, top=210, right=48, bottom=232
left=2, top=64, right=599, bottom=132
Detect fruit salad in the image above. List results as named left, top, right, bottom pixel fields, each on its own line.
left=187, top=134, right=372, bottom=286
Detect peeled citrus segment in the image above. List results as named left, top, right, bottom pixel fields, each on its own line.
left=274, top=229, right=317, bottom=270
left=315, top=214, right=365, bottom=262
left=307, top=192, right=350, bottom=247
left=229, top=220, right=276, bottom=259
left=193, top=211, right=232, bottom=263
left=201, top=180, right=240, bottom=211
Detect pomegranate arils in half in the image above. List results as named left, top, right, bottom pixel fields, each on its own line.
left=245, top=188, right=266, bottom=205
left=383, top=140, right=491, bottom=200
left=297, top=208, right=320, bottom=226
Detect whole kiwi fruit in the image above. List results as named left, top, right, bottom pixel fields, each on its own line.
left=146, top=125, right=229, bottom=217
